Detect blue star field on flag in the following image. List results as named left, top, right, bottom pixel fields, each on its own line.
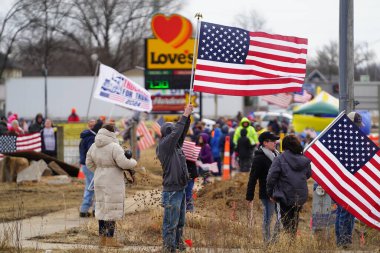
left=319, top=115, right=379, bottom=174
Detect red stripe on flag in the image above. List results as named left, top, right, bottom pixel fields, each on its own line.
left=137, top=121, right=155, bottom=150
left=248, top=51, right=307, bottom=64
left=250, top=31, right=309, bottom=45
left=249, top=40, right=308, bottom=55
left=194, top=86, right=301, bottom=96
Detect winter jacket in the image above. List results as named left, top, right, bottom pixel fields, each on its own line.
left=86, top=128, right=137, bottom=220
left=246, top=148, right=274, bottom=201
left=210, top=128, right=222, bottom=158
left=266, top=150, right=312, bottom=206
left=236, top=129, right=253, bottom=159
left=233, top=117, right=259, bottom=146
left=199, top=133, right=213, bottom=164
left=79, top=129, right=96, bottom=165
left=156, top=115, right=190, bottom=192
left=0, top=121, right=7, bottom=135
left=29, top=113, right=44, bottom=133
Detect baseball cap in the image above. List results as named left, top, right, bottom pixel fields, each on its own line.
left=259, top=131, right=280, bottom=145
left=347, top=112, right=363, bottom=127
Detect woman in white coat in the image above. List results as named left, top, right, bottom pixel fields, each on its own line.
left=86, top=124, right=137, bottom=247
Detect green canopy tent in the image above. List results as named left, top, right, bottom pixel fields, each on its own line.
left=293, top=91, right=339, bottom=116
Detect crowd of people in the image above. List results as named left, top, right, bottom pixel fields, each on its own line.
left=0, top=108, right=361, bottom=251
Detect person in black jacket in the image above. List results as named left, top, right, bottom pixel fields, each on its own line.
left=156, top=104, right=193, bottom=253
left=236, top=128, right=254, bottom=172
left=246, top=131, right=280, bottom=244
left=266, top=134, right=311, bottom=237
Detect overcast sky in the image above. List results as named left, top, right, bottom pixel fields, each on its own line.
left=180, top=0, right=380, bottom=61
left=1, top=0, right=380, bottom=62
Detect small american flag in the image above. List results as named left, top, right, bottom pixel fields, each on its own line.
left=194, top=21, right=308, bottom=96
left=305, top=113, right=380, bottom=230
left=182, top=140, right=201, bottom=162
left=0, top=133, right=42, bottom=158
left=262, top=93, right=292, bottom=108
left=152, top=116, right=165, bottom=137
left=137, top=121, right=155, bottom=151
left=293, top=90, right=312, bottom=103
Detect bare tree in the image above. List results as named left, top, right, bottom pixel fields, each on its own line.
left=0, top=0, right=34, bottom=80
left=234, top=9, right=268, bottom=31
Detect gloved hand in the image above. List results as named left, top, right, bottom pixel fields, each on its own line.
left=124, top=150, right=133, bottom=159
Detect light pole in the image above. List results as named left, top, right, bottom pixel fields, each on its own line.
left=42, top=64, right=48, bottom=118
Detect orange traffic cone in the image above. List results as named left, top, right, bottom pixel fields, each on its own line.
left=222, top=136, right=231, bottom=180
left=77, top=165, right=85, bottom=179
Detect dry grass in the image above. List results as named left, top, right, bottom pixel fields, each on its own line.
left=2, top=147, right=380, bottom=252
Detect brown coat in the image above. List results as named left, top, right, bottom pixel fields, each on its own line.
left=86, top=128, right=137, bottom=220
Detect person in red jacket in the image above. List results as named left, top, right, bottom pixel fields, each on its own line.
left=68, top=108, right=80, bottom=122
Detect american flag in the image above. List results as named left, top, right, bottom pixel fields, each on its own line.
left=0, top=133, right=42, bottom=158
left=182, top=140, right=201, bottom=162
left=152, top=116, right=165, bottom=137
left=137, top=121, right=155, bottom=151
left=293, top=90, right=312, bottom=103
left=193, top=21, right=308, bottom=96
left=304, top=114, right=380, bottom=230
left=262, top=93, right=292, bottom=108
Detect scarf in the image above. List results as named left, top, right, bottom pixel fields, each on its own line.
left=261, top=147, right=280, bottom=161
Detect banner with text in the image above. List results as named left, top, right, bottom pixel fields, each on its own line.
left=94, top=64, right=152, bottom=112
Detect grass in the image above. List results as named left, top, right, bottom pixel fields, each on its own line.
left=1, top=147, right=380, bottom=252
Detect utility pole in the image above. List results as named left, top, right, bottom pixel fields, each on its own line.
left=43, top=0, right=48, bottom=118
left=339, top=0, right=354, bottom=113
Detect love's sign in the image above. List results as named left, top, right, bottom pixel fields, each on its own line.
left=146, top=14, right=194, bottom=70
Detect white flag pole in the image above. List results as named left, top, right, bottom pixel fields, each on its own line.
left=188, top=13, right=203, bottom=104
left=86, top=61, right=100, bottom=120
left=303, top=110, right=346, bottom=153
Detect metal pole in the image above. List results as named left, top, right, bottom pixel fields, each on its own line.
left=189, top=13, right=203, bottom=102
left=86, top=61, right=100, bottom=120
left=43, top=66, right=48, bottom=118
left=339, top=0, right=354, bottom=113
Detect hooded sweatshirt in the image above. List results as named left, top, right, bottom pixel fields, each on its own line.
left=266, top=150, right=312, bottom=206
left=79, top=121, right=103, bottom=165
left=199, top=133, right=213, bottom=163
left=156, top=115, right=190, bottom=192
left=233, top=117, right=258, bottom=146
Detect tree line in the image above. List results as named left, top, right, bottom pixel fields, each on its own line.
left=0, top=0, right=181, bottom=78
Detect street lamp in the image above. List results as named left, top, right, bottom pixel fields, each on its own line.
left=42, top=64, right=48, bottom=118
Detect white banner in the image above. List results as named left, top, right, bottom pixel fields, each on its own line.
left=94, top=64, right=152, bottom=112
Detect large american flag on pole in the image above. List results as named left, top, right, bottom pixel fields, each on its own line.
left=0, top=133, right=42, bottom=158
left=304, top=113, right=380, bottom=230
left=193, top=21, right=308, bottom=96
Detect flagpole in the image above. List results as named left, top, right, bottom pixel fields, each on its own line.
left=86, top=60, right=100, bottom=120
left=303, top=111, right=346, bottom=153
left=188, top=13, right=202, bottom=104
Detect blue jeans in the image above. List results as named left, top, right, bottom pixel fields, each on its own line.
left=261, top=199, right=280, bottom=243
left=335, top=204, right=355, bottom=246
left=185, top=179, right=195, bottom=212
left=162, top=190, right=186, bottom=252
left=80, top=165, right=95, bottom=213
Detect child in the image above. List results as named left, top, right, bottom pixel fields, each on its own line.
left=198, top=133, right=213, bottom=185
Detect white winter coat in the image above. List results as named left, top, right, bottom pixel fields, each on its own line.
left=86, top=128, right=137, bottom=220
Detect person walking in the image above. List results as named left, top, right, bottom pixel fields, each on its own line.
left=156, top=104, right=193, bottom=253
left=246, top=131, right=280, bottom=244
left=79, top=119, right=102, bottom=217
left=41, top=119, right=57, bottom=157
left=266, top=134, right=311, bottom=237
left=86, top=124, right=137, bottom=248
